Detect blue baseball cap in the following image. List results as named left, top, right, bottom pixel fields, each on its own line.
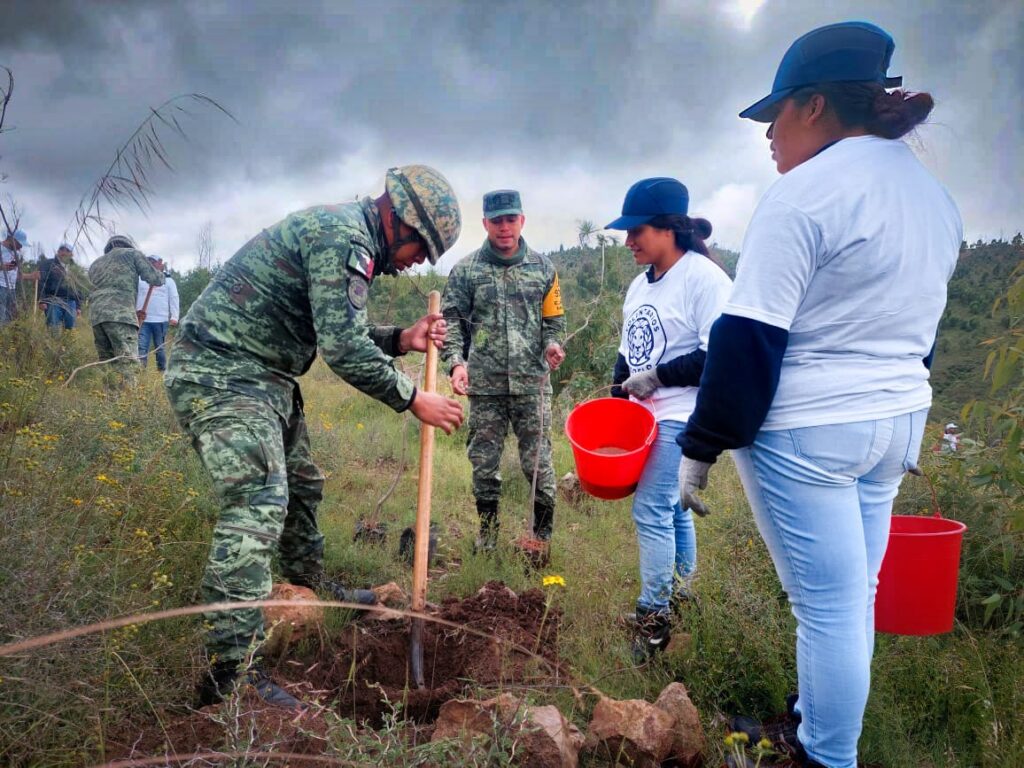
left=740, top=21, right=903, bottom=123
left=9, top=229, right=28, bottom=248
left=605, top=177, right=689, bottom=230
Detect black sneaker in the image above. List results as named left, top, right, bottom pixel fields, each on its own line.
left=631, top=606, right=671, bottom=664
left=729, top=709, right=804, bottom=761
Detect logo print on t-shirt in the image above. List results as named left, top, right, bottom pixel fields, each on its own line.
left=625, top=304, right=665, bottom=368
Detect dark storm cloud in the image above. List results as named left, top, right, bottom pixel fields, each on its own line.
left=0, top=0, right=1020, bottom=265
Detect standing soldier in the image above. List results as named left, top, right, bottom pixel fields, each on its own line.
left=441, top=190, right=566, bottom=553
left=87, top=235, right=165, bottom=384
left=165, top=165, right=464, bottom=709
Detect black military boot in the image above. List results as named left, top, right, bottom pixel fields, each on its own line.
left=195, top=659, right=304, bottom=710
left=631, top=605, right=671, bottom=664
left=532, top=498, right=555, bottom=542
left=290, top=574, right=378, bottom=608
left=474, top=498, right=499, bottom=553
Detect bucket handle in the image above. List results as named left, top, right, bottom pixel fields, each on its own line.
left=908, top=465, right=943, bottom=519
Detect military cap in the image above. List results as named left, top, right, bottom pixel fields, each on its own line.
left=483, top=190, right=523, bottom=219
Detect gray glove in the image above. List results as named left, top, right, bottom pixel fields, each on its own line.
left=678, top=456, right=712, bottom=517
left=621, top=368, right=662, bottom=400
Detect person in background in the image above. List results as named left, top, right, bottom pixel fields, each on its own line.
left=440, top=189, right=566, bottom=553
left=39, top=244, right=84, bottom=331
left=166, top=165, right=464, bottom=710
left=1, top=229, right=29, bottom=325
left=676, top=22, right=962, bottom=768
left=136, top=255, right=179, bottom=371
left=87, top=235, right=165, bottom=385
left=606, top=177, right=731, bottom=662
left=941, top=422, right=960, bottom=452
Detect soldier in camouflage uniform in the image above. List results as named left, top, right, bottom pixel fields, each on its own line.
left=165, top=165, right=464, bottom=708
left=88, top=235, right=165, bottom=385
left=441, top=190, right=566, bottom=552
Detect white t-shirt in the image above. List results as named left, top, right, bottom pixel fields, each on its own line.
left=619, top=253, right=732, bottom=423
left=136, top=276, right=179, bottom=323
left=724, top=135, right=962, bottom=430
left=1, top=246, right=18, bottom=290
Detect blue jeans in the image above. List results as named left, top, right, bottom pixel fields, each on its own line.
left=733, top=409, right=927, bottom=768
left=631, top=419, right=697, bottom=612
left=45, top=300, right=77, bottom=330
left=0, top=286, right=15, bottom=325
left=138, top=321, right=169, bottom=370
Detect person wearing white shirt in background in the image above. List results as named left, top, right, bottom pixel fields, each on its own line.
left=942, top=423, right=960, bottom=453
left=676, top=21, right=962, bottom=768
left=604, top=177, right=732, bottom=663
left=1, top=229, right=30, bottom=325
left=136, top=255, right=179, bottom=371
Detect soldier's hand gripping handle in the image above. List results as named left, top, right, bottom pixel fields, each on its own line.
left=410, top=391, right=464, bottom=435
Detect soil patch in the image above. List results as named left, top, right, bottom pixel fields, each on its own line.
left=107, top=581, right=563, bottom=760
left=306, top=580, right=562, bottom=724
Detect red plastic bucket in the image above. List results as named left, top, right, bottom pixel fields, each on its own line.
left=875, top=514, right=967, bottom=635
left=565, top=398, right=658, bottom=500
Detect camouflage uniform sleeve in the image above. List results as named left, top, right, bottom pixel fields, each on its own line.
left=541, top=264, right=566, bottom=349
left=304, top=226, right=416, bottom=411
left=440, top=259, right=471, bottom=371
left=134, top=251, right=166, bottom=286
left=368, top=325, right=403, bottom=357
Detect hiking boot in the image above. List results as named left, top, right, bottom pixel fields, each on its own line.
left=631, top=605, right=671, bottom=664
left=473, top=498, right=499, bottom=553
left=196, top=660, right=304, bottom=710
left=532, top=499, right=554, bottom=542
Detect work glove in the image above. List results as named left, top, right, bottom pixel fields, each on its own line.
left=621, top=368, right=662, bottom=400
left=678, top=456, right=712, bottom=517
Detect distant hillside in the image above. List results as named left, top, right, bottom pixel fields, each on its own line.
left=930, top=237, right=1023, bottom=420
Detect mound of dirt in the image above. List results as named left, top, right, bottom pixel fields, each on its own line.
left=307, top=580, right=563, bottom=723
left=107, top=581, right=564, bottom=761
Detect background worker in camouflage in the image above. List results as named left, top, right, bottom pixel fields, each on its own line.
left=87, top=235, right=165, bottom=385
left=441, top=189, right=566, bottom=552
left=165, top=165, right=463, bottom=709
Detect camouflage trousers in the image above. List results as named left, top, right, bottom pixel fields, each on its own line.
left=467, top=394, right=556, bottom=509
left=92, top=322, right=140, bottom=384
left=166, top=379, right=325, bottom=664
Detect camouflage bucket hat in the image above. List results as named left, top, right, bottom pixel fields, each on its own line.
left=385, top=165, right=462, bottom=264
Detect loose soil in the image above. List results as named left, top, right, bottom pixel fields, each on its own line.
left=305, top=579, right=562, bottom=724
left=107, top=581, right=563, bottom=761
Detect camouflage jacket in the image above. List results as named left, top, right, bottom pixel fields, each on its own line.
left=441, top=237, right=565, bottom=395
left=166, top=198, right=415, bottom=420
left=87, top=248, right=165, bottom=326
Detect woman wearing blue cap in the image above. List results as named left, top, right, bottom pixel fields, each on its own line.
left=677, top=22, right=962, bottom=768
left=605, top=178, right=732, bottom=662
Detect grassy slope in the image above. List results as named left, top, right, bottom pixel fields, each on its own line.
left=0, top=314, right=1020, bottom=767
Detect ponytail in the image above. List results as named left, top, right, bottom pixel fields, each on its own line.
left=792, top=82, right=935, bottom=139
left=646, top=214, right=725, bottom=270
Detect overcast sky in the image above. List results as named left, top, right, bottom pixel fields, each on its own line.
left=0, top=0, right=1020, bottom=272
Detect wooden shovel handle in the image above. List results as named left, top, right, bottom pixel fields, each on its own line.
left=412, top=291, right=440, bottom=613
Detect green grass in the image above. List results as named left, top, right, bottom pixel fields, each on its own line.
left=0, top=313, right=1021, bottom=766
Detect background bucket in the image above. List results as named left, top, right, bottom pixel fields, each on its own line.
left=565, top=398, right=658, bottom=500
left=875, top=514, right=967, bottom=635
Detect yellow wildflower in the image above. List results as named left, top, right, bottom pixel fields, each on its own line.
left=542, top=575, right=566, bottom=588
